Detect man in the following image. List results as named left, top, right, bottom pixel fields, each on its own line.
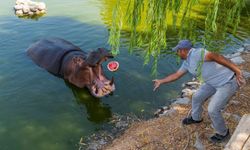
left=153, top=40, right=245, bottom=143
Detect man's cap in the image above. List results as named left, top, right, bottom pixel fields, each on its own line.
left=172, top=40, right=193, bottom=52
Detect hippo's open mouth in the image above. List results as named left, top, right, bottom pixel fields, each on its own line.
left=85, top=50, right=115, bottom=98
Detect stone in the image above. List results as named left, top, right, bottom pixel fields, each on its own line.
left=225, top=52, right=242, bottom=59
left=22, top=5, right=30, bottom=14
left=243, top=70, right=250, bottom=79
left=243, top=44, right=250, bottom=51
left=35, top=10, right=41, bottom=15
left=40, top=10, right=46, bottom=14
left=37, top=2, right=46, bottom=10
left=15, top=10, right=23, bottom=16
left=154, top=106, right=171, bottom=117
left=158, top=108, right=177, bottom=117
left=29, top=5, right=38, bottom=12
left=194, top=132, right=205, bottom=150
left=225, top=114, right=250, bottom=150
left=229, top=100, right=240, bottom=106
left=230, top=56, right=245, bottom=65
left=185, top=81, right=200, bottom=86
left=14, top=5, right=23, bottom=10
left=232, top=114, right=241, bottom=122
left=14, top=0, right=46, bottom=18
left=181, top=88, right=195, bottom=98
left=28, top=11, right=34, bottom=16
left=174, top=97, right=190, bottom=105
left=237, top=47, right=245, bottom=53
left=115, top=121, right=128, bottom=129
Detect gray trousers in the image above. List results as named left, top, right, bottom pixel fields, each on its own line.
left=191, top=77, right=239, bottom=135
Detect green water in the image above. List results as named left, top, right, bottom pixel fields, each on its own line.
left=0, top=0, right=249, bottom=150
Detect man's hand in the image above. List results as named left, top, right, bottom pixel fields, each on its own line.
left=152, top=71, right=186, bottom=91
left=236, top=71, right=246, bottom=87
left=152, top=79, right=162, bottom=91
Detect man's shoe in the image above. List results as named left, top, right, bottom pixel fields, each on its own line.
left=209, top=129, right=230, bottom=143
left=182, top=116, right=203, bottom=125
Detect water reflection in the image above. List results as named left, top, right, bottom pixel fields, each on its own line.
left=65, top=82, right=112, bottom=124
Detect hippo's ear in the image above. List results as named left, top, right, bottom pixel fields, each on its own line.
left=86, top=50, right=102, bottom=66
left=86, top=48, right=114, bottom=66
left=97, top=48, right=113, bottom=58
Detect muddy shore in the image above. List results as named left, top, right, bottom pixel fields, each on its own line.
left=80, top=45, right=250, bottom=150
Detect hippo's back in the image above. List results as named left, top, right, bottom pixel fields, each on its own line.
left=27, top=38, right=83, bottom=75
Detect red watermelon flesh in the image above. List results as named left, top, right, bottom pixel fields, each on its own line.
left=107, top=61, right=119, bottom=71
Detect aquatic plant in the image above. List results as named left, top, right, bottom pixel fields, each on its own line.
left=108, top=0, right=246, bottom=75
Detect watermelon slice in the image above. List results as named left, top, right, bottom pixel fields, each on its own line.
left=107, top=61, right=119, bottom=72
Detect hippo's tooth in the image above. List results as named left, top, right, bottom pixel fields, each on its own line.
left=109, top=77, right=114, bottom=86
left=95, top=87, right=98, bottom=94
left=102, top=87, right=108, bottom=93
left=97, top=89, right=104, bottom=97
left=104, top=84, right=112, bottom=91
left=104, top=81, right=110, bottom=85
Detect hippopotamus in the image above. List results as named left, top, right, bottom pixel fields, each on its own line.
left=27, top=38, right=115, bottom=98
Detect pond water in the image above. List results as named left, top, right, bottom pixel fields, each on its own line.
left=0, top=0, right=249, bottom=150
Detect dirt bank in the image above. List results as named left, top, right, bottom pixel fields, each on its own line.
left=103, top=52, right=250, bottom=150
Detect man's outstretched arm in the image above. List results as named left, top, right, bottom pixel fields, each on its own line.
left=153, top=70, right=186, bottom=91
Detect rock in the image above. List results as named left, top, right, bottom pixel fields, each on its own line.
left=158, top=108, right=177, bottom=117
left=237, top=47, right=245, bottom=53
left=225, top=52, right=242, bottom=59
left=154, top=106, right=169, bottom=117
left=37, top=2, right=46, bottom=10
left=185, top=81, right=201, bottom=86
left=14, top=0, right=46, bottom=18
left=223, top=112, right=232, bottom=119
left=28, top=11, right=34, bottom=16
left=232, top=114, right=241, bottom=122
left=229, top=100, right=240, bottom=106
left=194, top=132, right=205, bottom=150
left=22, top=5, right=30, bottom=14
left=35, top=10, right=41, bottom=15
left=243, top=44, right=250, bottom=51
left=174, top=97, right=190, bottom=105
left=225, top=114, right=250, bottom=150
left=181, top=88, right=196, bottom=98
left=230, top=56, right=245, bottom=65
left=15, top=10, right=23, bottom=16
left=223, top=113, right=241, bottom=122
left=153, top=106, right=177, bottom=117
left=14, top=5, right=23, bottom=10
left=29, top=5, right=38, bottom=12
left=40, top=10, right=46, bottom=14
left=243, top=70, right=250, bottom=79
left=115, top=121, right=128, bottom=129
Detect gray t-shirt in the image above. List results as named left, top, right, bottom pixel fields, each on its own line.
left=179, top=48, right=234, bottom=87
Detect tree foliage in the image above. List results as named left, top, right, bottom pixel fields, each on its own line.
left=108, top=0, right=246, bottom=75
